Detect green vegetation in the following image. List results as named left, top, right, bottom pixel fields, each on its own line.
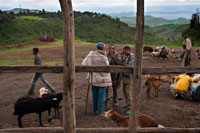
left=120, top=15, right=189, bottom=27
left=0, top=60, right=14, bottom=65
left=145, top=24, right=189, bottom=41
left=167, top=39, right=200, bottom=47
left=0, top=11, right=168, bottom=46
left=0, top=40, right=62, bottom=53
left=19, top=16, right=44, bottom=20
left=0, top=15, right=62, bottom=45
left=182, top=13, right=200, bottom=40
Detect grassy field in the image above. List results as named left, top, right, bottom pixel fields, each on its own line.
left=0, top=40, right=96, bottom=65
left=167, top=39, right=200, bottom=47
left=19, top=16, right=44, bottom=21
left=1, top=38, right=200, bottom=66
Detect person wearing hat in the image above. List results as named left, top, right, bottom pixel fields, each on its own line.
left=81, top=42, right=112, bottom=115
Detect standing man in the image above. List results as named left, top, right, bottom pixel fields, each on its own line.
left=183, top=36, right=192, bottom=66
left=107, top=44, right=121, bottom=107
left=27, top=48, right=56, bottom=95
left=81, top=42, right=112, bottom=115
left=121, top=46, right=134, bottom=115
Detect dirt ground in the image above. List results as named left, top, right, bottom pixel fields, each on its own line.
left=1, top=43, right=200, bottom=129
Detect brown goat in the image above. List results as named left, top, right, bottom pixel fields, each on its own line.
left=104, top=110, right=164, bottom=128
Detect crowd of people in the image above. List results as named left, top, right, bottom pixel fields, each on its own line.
left=81, top=42, right=134, bottom=115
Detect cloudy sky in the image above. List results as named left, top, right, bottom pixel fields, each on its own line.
left=0, top=0, right=200, bottom=13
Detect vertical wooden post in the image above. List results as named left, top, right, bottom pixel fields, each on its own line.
left=129, top=0, right=144, bottom=133
left=59, top=0, right=75, bottom=133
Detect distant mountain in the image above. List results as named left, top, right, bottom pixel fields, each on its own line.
left=145, top=11, right=193, bottom=19
left=109, top=10, right=194, bottom=19
left=110, top=12, right=135, bottom=17
left=5, top=8, right=41, bottom=14
left=119, top=15, right=190, bottom=27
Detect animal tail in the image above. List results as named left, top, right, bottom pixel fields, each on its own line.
left=158, top=124, right=164, bottom=128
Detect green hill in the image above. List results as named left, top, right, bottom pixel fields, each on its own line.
left=0, top=16, right=63, bottom=45
left=145, top=24, right=189, bottom=41
left=120, top=15, right=189, bottom=27
left=0, top=11, right=167, bottom=46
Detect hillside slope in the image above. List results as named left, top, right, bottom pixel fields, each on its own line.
left=145, top=24, right=189, bottom=41
left=0, top=12, right=167, bottom=45
left=120, top=15, right=189, bottom=27
left=0, top=16, right=62, bottom=45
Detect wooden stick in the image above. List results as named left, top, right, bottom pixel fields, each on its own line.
left=84, top=84, right=90, bottom=114
left=129, top=0, right=144, bottom=133
left=59, top=0, right=75, bottom=133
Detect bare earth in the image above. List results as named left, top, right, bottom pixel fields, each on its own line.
left=0, top=43, right=200, bottom=129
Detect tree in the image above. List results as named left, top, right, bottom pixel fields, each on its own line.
left=190, top=14, right=199, bottom=29
left=182, top=11, right=200, bottom=40
left=42, top=9, right=45, bottom=14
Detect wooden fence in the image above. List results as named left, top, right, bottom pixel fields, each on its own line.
left=1, top=127, right=200, bottom=133
left=1, top=65, right=200, bottom=74
left=0, top=0, right=199, bottom=132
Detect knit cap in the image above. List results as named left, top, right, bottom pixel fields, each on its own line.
left=96, top=42, right=105, bottom=50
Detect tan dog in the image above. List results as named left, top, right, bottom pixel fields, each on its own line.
left=145, top=78, right=161, bottom=98
left=145, top=74, right=173, bottom=98
left=104, top=110, right=164, bottom=128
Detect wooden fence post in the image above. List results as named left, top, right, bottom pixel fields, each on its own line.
left=59, top=0, right=75, bottom=133
left=129, top=0, right=144, bottom=133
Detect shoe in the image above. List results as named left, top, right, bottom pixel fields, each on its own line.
left=126, top=110, right=131, bottom=115
left=122, top=105, right=128, bottom=108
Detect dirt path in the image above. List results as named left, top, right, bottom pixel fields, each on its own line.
left=0, top=44, right=200, bottom=129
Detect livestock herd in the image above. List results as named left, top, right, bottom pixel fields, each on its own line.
left=143, top=46, right=173, bottom=59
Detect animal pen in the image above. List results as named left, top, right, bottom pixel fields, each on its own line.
left=1, top=0, right=200, bottom=133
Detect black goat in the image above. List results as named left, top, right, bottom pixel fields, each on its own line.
left=42, top=92, right=62, bottom=118
left=13, top=92, right=63, bottom=128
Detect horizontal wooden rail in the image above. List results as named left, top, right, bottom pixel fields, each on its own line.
left=1, top=127, right=200, bottom=133
left=1, top=65, right=200, bottom=74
